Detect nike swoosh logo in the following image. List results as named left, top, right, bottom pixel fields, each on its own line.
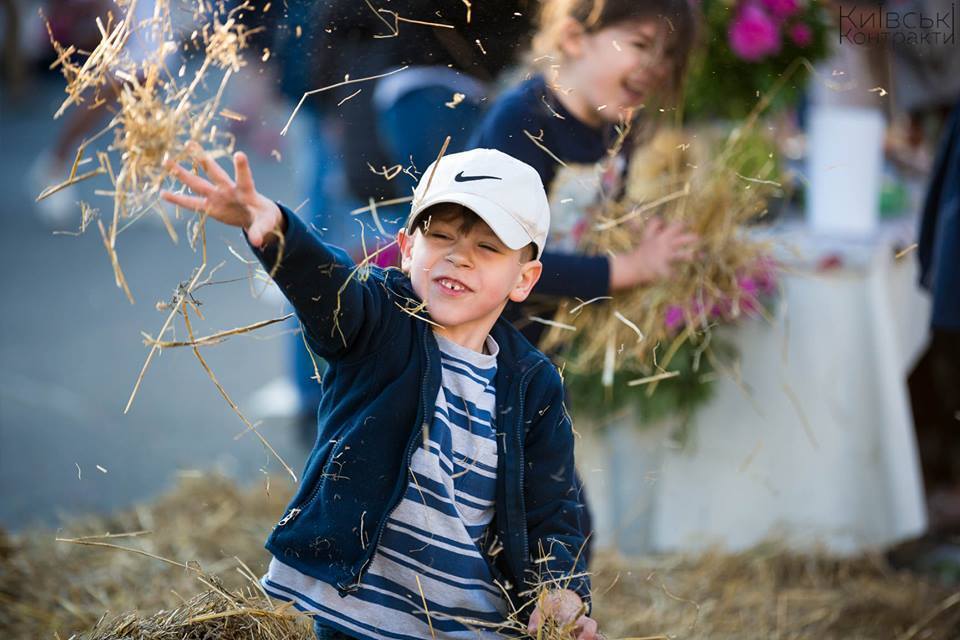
left=454, top=171, right=502, bottom=183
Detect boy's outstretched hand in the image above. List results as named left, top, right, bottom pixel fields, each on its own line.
left=528, top=589, right=599, bottom=640
left=161, top=145, right=284, bottom=248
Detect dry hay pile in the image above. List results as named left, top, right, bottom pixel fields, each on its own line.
left=3, top=475, right=958, bottom=639
left=79, top=582, right=312, bottom=640
left=0, top=473, right=303, bottom=638
left=590, top=549, right=960, bottom=640
left=539, top=124, right=781, bottom=400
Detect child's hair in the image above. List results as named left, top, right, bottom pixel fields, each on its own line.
left=532, top=0, right=698, bottom=101
left=412, top=204, right=537, bottom=262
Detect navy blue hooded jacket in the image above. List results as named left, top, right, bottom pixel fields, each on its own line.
left=250, top=206, right=591, bottom=610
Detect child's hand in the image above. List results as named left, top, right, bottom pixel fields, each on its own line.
left=609, top=218, right=698, bottom=291
left=528, top=589, right=599, bottom=640
left=161, top=145, right=283, bottom=248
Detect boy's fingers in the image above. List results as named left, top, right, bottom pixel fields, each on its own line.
left=191, top=146, right=232, bottom=186
left=160, top=190, right=206, bottom=213
left=576, top=617, right=598, bottom=640
left=168, top=163, right=214, bottom=196
left=233, top=151, right=256, bottom=194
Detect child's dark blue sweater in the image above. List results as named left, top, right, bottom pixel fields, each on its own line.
left=250, top=205, right=590, bottom=613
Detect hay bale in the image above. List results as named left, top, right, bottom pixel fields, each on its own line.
left=2, top=475, right=957, bottom=639
left=591, top=548, right=960, bottom=639
left=0, top=473, right=294, bottom=638
left=80, top=578, right=312, bottom=640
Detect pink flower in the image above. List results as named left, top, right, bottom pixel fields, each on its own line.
left=735, top=260, right=779, bottom=315
left=738, top=275, right=759, bottom=297
left=728, top=4, right=782, bottom=61
left=665, top=306, right=685, bottom=330
left=737, top=276, right=762, bottom=314
left=710, top=300, right=732, bottom=318
left=761, top=0, right=800, bottom=19
left=750, top=257, right=779, bottom=294
left=789, top=22, right=813, bottom=47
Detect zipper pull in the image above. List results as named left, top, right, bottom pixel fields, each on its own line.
left=277, top=507, right=301, bottom=527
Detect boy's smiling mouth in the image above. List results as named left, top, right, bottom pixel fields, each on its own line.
left=433, top=276, right=472, bottom=295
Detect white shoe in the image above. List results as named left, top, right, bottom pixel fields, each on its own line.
left=29, top=153, right=78, bottom=228
left=245, top=376, right=302, bottom=420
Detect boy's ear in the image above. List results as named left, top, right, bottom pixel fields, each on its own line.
left=509, top=259, right=543, bottom=304
left=557, top=16, right=587, bottom=59
left=397, top=228, right=415, bottom=272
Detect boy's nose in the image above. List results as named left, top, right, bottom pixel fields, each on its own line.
left=445, top=244, right=474, bottom=268
left=445, top=251, right=472, bottom=268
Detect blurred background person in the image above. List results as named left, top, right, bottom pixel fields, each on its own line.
left=249, top=0, right=538, bottom=430
left=470, top=0, right=699, bottom=348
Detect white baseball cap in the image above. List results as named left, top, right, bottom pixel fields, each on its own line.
left=405, top=148, right=550, bottom=259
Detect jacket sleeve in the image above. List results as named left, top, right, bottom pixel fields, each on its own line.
left=535, top=251, right=611, bottom=300
left=247, top=204, right=392, bottom=361
left=522, top=366, right=592, bottom=608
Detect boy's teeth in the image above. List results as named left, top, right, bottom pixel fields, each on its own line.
left=440, top=279, right=463, bottom=291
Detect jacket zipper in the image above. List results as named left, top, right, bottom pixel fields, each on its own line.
left=277, top=507, right=300, bottom=526
left=346, top=325, right=435, bottom=591
left=276, top=436, right=349, bottom=528
left=515, top=361, right=542, bottom=568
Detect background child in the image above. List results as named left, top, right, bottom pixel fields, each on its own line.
left=471, top=0, right=700, bottom=346
left=162, top=147, right=598, bottom=640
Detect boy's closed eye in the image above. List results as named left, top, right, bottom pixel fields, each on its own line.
left=428, top=228, right=505, bottom=254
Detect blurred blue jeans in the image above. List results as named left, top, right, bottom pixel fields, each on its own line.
left=288, top=115, right=363, bottom=417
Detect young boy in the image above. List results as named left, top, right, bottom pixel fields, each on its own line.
left=163, top=147, right=596, bottom=639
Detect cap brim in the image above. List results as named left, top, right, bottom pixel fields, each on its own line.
left=406, top=193, right=541, bottom=258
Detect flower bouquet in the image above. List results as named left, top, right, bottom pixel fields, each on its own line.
left=540, top=125, right=782, bottom=430
left=685, top=0, right=832, bottom=121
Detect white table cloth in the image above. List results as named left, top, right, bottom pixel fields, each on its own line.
left=577, top=218, right=932, bottom=556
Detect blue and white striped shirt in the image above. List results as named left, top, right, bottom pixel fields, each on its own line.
left=263, top=332, right=507, bottom=639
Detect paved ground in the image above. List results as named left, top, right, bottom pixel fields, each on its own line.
left=0, top=69, right=320, bottom=531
